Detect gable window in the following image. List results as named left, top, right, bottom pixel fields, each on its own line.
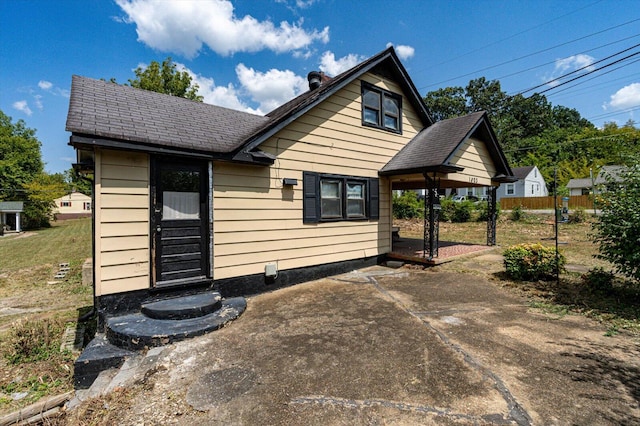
left=61, top=201, right=71, bottom=207
left=304, top=172, right=379, bottom=223
left=506, top=183, right=515, bottom=195
left=361, top=82, right=402, bottom=133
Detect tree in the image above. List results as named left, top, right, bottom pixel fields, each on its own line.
left=64, top=167, right=92, bottom=195
left=592, top=160, right=640, bottom=282
left=127, top=57, right=203, bottom=101
left=423, top=86, right=467, bottom=121
left=0, top=110, right=44, bottom=201
left=23, top=173, right=66, bottom=229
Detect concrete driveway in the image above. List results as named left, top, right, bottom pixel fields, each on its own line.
left=70, top=265, right=640, bottom=425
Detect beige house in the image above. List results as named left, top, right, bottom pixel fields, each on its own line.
left=54, top=191, right=92, bottom=219
left=65, top=47, right=514, bottom=355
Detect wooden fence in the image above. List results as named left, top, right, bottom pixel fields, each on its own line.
left=500, top=195, right=594, bottom=210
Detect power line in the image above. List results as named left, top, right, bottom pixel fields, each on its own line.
left=513, top=43, right=640, bottom=95
left=416, top=0, right=605, bottom=77
left=533, top=50, right=640, bottom=96
left=420, top=19, right=640, bottom=90
left=586, top=105, right=640, bottom=122
left=546, top=68, right=640, bottom=101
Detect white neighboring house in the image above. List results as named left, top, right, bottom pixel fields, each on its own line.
left=54, top=191, right=92, bottom=219
left=496, top=166, right=548, bottom=201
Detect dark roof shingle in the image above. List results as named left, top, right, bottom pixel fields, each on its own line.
left=65, top=75, right=270, bottom=154
left=380, top=111, right=487, bottom=174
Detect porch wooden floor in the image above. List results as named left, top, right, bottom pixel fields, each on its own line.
left=389, top=237, right=493, bottom=265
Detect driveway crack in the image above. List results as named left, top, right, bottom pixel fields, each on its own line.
left=367, top=275, right=533, bottom=426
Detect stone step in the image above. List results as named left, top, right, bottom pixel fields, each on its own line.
left=73, top=334, right=134, bottom=389
left=106, top=297, right=246, bottom=351
left=141, top=292, right=222, bottom=320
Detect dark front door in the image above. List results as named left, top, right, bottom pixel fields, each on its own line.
left=152, top=158, right=209, bottom=288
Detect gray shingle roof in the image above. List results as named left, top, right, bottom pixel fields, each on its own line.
left=566, top=178, right=592, bottom=189
left=0, top=201, right=24, bottom=212
left=511, top=166, right=535, bottom=180
left=380, top=111, right=496, bottom=175
left=66, top=75, right=270, bottom=154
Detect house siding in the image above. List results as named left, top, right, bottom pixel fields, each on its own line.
left=497, top=166, right=547, bottom=200
left=54, top=191, right=91, bottom=217
left=447, top=137, right=497, bottom=186
left=212, top=74, right=419, bottom=279
left=95, top=149, right=150, bottom=296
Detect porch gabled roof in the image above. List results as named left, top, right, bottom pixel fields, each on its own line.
left=379, top=111, right=514, bottom=182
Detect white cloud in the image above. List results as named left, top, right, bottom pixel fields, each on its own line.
left=34, top=95, right=44, bottom=111
left=12, top=100, right=32, bottom=116
left=115, top=0, right=329, bottom=58
left=606, top=82, right=640, bottom=110
left=235, top=64, right=307, bottom=113
left=38, top=80, right=53, bottom=90
left=546, top=54, right=595, bottom=87
left=174, top=62, right=258, bottom=113
left=386, top=42, right=414, bottom=60
left=319, top=51, right=364, bottom=76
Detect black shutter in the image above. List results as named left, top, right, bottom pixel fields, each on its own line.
left=303, top=172, right=320, bottom=223
left=369, top=178, right=379, bottom=220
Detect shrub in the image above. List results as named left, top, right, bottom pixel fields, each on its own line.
left=582, top=267, right=615, bottom=294
left=439, top=198, right=455, bottom=222
left=509, top=205, right=525, bottom=221
left=503, top=243, right=565, bottom=281
left=451, top=200, right=474, bottom=222
left=568, top=207, right=587, bottom=223
left=476, top=201, right=501, bottom=222
left=592, top=161, right=640, bottom=282
left=392, top=191, right=423, bottom=219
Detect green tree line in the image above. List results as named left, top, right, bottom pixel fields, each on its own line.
left=423, top=77, right=640, bottom=190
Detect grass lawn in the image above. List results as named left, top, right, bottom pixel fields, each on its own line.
left=0, top=218, right=92, bottom=413
left=395, top=212, right=640, bottom=337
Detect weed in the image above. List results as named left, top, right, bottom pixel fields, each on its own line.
left=529, top=301, right=570, bottom=318
left=2, top=318, right=66, bottom=364
left=503, top=243, right=565, bottom=281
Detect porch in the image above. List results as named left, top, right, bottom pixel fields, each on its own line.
left=389, top=236, right=493, bottom=265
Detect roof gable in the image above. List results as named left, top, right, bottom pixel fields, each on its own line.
left=511, top=166, right=536, bottom=180
left=234, top=46, right=434, bottom=160
left=380, top=111, right=513, bottom=180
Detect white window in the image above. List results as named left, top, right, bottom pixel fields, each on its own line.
left=506, top=183, right=515, bottom=195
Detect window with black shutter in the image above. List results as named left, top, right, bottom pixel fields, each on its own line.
left=303, top=171, right=379, bottom=223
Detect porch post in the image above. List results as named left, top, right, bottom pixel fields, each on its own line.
left=424, top=174, right=440, bottom=259
left=423, top=177, right=428, bottom=259
left=487, top=186, right=497, bottom=245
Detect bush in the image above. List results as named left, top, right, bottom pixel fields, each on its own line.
left=475, top=201, right=501, bottom=222
left=568, top=207, right=587, bottom=223
left=392, top=191, right=424, bottom=219
left=503, top=243, right=565, bottom=281
left=592, top=162, right=640, bottom=282
left=439, top=198, right=455, bottom=222
left=509, top=205, right=525, bottom=221
left=582, top=267, right=615, bottom=294
left=451, top=200, right=474, bottom=222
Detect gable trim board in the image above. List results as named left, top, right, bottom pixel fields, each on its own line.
left=66, top=47, right=514, bottom=319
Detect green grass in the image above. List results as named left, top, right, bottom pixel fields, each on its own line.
left=0, top=218, right=92, bottom=413
left=396, top=215, right=640, bottom=337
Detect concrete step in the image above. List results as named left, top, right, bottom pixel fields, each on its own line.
left=73, top=334, right=134, bottom=389
left=106, top=297, right=246, bottom=351
left=141, top=292, right=222, bottom=320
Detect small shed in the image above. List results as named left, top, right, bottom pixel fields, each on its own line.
left=0, top=201, right=24, bottom=233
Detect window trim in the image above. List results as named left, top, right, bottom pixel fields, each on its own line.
left=304, top=172, right=379, bottom=223
left=361, top=82, right=402, bottom=134
left=61, top=201, right=72, bottom=207
left=506, top=183, right=515, bottom=195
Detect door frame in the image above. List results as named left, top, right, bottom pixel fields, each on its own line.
left=150, top=156, right=211, bottom=289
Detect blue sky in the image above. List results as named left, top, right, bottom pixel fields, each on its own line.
left=1, top=0, right=639, bottom=174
